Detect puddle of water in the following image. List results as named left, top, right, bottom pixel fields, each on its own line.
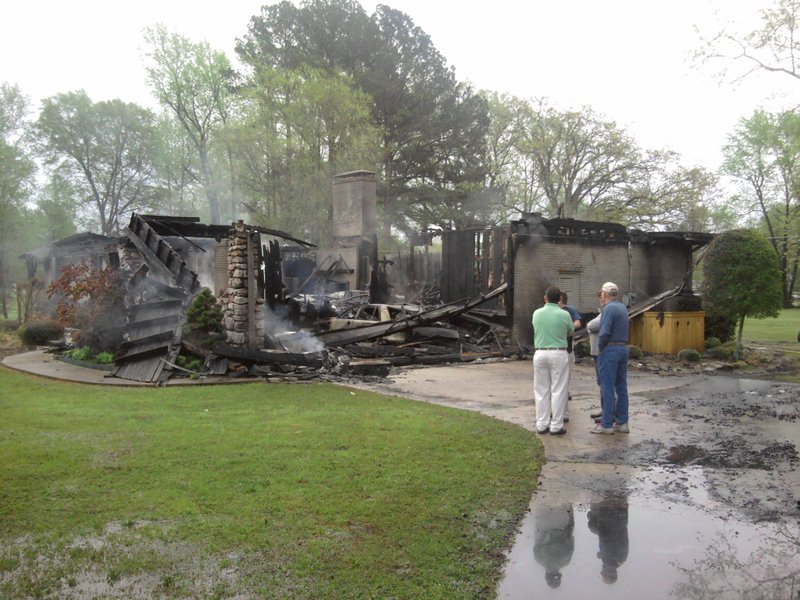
left=497, top=467, right=799, bottom=600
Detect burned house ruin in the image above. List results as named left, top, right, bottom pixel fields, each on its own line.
left=438, top=213, right=713, bottom=352
left=111, top=214, right=315, bottom=383
left=22, top=170, right=715, bottom=384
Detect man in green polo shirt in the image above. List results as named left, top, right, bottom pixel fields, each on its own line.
left=532, top=285, right=575, bottom=435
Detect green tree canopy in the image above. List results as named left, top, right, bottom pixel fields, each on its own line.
left=722, top=108, right=800, bottom=306
left=696, top=0, right=800, bottom=83
left=34, top=91, right=162, bottom=235
left=701, top=229, right=783, bottom=353
left=229, top=66, right=380, bottom=242
left=144, top=24, right=235, bottom=224
left=0, top=82, right=36, bottom=317
left=483, top=94, right=718, bottom=230
left=236, top=0, right=491, bottom=240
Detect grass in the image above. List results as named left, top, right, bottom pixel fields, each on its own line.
left=739, top=308, right=800, bottom=382
left=741, top=308, right=800, bottom=344
left=0, top=368, right=542, bottom=599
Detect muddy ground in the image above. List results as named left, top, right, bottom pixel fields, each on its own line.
left=360, top=357, right=799, bottom=519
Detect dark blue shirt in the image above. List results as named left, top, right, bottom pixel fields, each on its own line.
left=562, top=304, right=582, bottom=326
left=598, top=300, right=628, bottom=351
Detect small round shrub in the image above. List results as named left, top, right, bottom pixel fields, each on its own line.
left=706, top=345, right=734, bottom=360
left=627, top=345, right=643, bottom=360
left=574, top=340, right=590, bottom=358
left=704, top=337, right=721, bottom=349
left=677, top=348, right=702, bottom=362
left=17, top=319, right=64, bottom=346
left=1, top=319, right=20, bottom=332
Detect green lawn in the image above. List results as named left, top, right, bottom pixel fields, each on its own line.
left=742, top=308, right=800, bottom=343
left=0, top=369, right=542, bottom=599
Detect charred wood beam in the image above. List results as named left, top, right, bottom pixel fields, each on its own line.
left=142, top=218, right=208, bottom=253
left=317, top=283, right=508, bottom=347
left=295, top=255, right=332, bottom=295
left=212, top=343, right=324, bottom=368
left=115, top=331, right=176, bottom=362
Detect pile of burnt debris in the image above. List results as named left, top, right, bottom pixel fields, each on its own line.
left=177, top=283, right=518, bottom=383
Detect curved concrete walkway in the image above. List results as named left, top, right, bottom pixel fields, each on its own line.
left=1, top=349, right=245, bottom=386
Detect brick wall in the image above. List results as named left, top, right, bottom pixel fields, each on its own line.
left=511, top=235, right=687, bottom=348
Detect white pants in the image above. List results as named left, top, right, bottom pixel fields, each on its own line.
left=533, top=350, right=570, bottom=432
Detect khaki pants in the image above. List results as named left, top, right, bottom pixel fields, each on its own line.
left=533, top=350, right=570, bottom=432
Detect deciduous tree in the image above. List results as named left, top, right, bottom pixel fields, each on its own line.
left=512, top=100, right=643, bottom=219
left=236, top=0, right=491, bottom=240
left=144, top=25, right=235, bottom=224
left=34, top=91, right=161, bottom=235
left=0, top=83, right=36, bottom=317
left=701, top=229, right=782, bottom=356
left=696, top=0, right=800, bottom=83
left=722, top=109, right=800, bottom=306
left=229, top=66, right=379, bottom=242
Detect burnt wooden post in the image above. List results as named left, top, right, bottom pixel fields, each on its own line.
left=246, top=231, right=257, bottom=349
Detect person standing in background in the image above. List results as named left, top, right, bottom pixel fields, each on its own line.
left=558, top=291, right=582, bottom=421
left=586, top=307, right=603, bottom=420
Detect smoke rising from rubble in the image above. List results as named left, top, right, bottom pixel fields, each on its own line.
left=264, top=304, right=324, bottom=353
left=165, top=236, right=217, bottom=291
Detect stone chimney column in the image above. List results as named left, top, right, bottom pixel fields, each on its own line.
left=221, top=221, right=265, bottom=347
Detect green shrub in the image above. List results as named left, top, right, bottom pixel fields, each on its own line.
left=17, top=319, right=64, bottom=346
left=94, top=352, right=114, bottom=365
left=704, top=336, right=721, bottom=349
left=186, top=289, right=223, bottom=333
left=704, top=312, right=736, bottom=343
left=184, top=288, right=224, bottom=349
left=677, top=348, right=702, bottom=362
left=0, top=320, right=20, bottom=332
left=65, top=346, right=94, bottom=361
left=707, top=345, right=734, bottom=360
left=176, top=355, right=204, bottom=372
left=627, top=345, right=643, bottom=359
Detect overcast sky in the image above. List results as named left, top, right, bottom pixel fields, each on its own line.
left=2, top=0, right=795, bottom=172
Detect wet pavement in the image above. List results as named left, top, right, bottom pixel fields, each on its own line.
left=4, top=351, right=799, bottom=599
left=360, top=359, right=800, bottom=600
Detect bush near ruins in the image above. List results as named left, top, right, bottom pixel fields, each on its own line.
left=47, top=261, right=124, bottom=352
left=17, top=319, right=64, bottom=346
left=183, top=288, right=224, bottom=348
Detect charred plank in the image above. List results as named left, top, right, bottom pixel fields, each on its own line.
left=212, top=343, right=324, bottom=368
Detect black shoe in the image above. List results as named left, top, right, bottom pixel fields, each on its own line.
left=563, top=417, right=570, bottom=423
left=537, top=428, right=549, bottom=434
left=590, top=410, right=602, bottom=419
left=550, top=428, right=567, bottom=435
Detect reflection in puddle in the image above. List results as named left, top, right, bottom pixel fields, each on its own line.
left=498, top=475, right=799, bottom=600
left=532, top=504, right=574, bottom=589
left=586, top=493, right=628, bottom=585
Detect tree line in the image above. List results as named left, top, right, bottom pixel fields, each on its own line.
left=1, top=0, right=798, bottom=308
